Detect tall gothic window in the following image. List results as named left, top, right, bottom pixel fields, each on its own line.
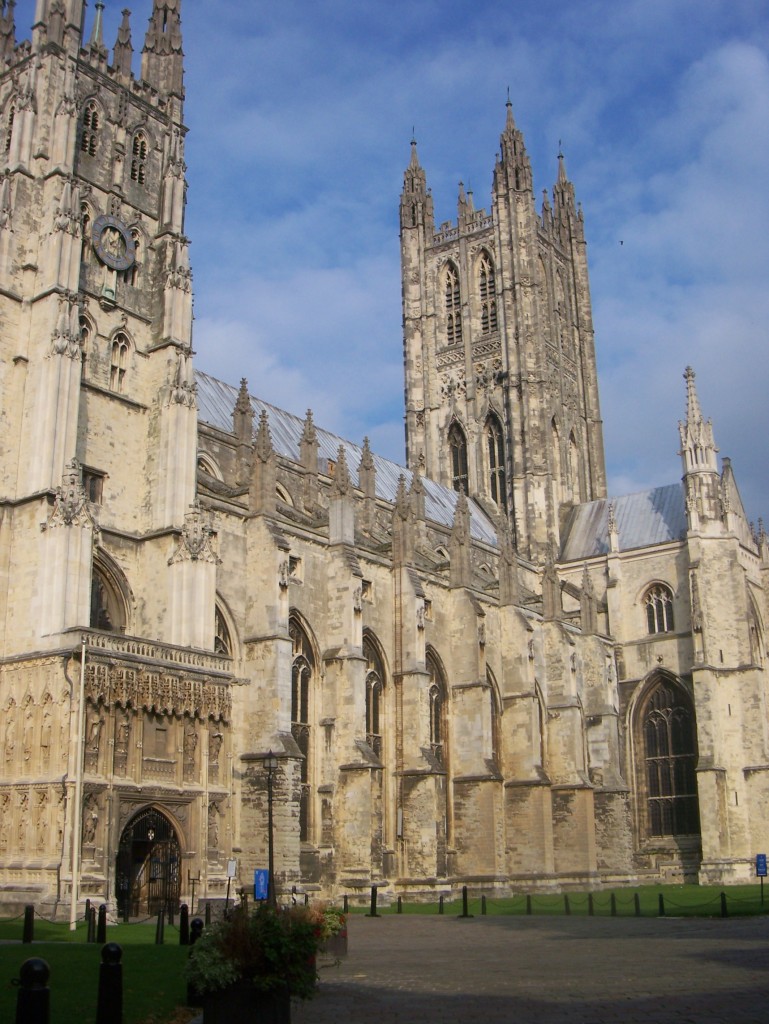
left=644, top=584, right=674, bottom=634
left=641, top=680, right=700, bottom=837
left=110, top=334, right=129, bottom=393
left=290, top=616, right=315, bottom=843
left=81, top=101, right=100, bottom=157
left=485, top=415, right=507, bottom=512
left=444, top=262, right=462, bottom=344
left=426, top=650, right=448, bottom=765
left=479, top=252, right=497, bottom=333
left=131, top=131, right=148, bottom=186
left=363, top=634, right=384, bottom=758
left=90, top=565, right=126, bottom=633
left=568, top=431, right=581, bottom=502
left=448, top=422, right=468, bottom=494
left=214, top=605, right=232, bottom=657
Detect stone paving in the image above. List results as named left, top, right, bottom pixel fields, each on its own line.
left=290, top=912, right=769, bottom=1023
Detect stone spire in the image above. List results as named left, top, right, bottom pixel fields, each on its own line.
left=142, top=0, right=184, bottom=99
left=88, top=1, right=107, bottom=59
left=300, top=409, right=319, bottom=511
left=0, top=1, right=15, bottom=64
left=391, top=475, right=414, bottom=567
left=580, top=563, right=598, bottom=635
left=552, top=148, right=580, bottom=245
left=250, top=410, right=276, bottom=514
left=449, top=489, right=472, bottom=588
left=232, top=379, right=253, bottom=488
left=400, top=135, right=434, bottom=234
left=112, top=8, right=133, bottom=78
left=494, top=97, right=533, bottom=194
left=679, top=367, right=722, bottom=525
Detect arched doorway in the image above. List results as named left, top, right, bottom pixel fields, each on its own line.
left=116, top=807, right=181, bottom=919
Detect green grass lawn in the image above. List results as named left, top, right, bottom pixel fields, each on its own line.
left=1, top=884, right=766, bottom=1022
left=0, top=924, right=193, bottom=1024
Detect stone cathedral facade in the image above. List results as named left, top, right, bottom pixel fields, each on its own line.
left=1, top=1, right=768, bottom=917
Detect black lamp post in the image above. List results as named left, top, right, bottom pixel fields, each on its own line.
left=264, top=751, right=278, bottom=907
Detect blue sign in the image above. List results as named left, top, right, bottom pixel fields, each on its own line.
left=254, top=869, right=270, bottom=900
left=756, top=854, right=767, bottom=877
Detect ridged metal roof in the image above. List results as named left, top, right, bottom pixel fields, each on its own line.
left=195, top=370, right=499, bottom=546
left=559, top=483, right=687, bottom=561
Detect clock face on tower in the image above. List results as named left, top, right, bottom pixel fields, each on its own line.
left=92, top=215, right=136, bottom=272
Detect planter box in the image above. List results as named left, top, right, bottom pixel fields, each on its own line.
left=203, top=982, right=291, bottom=1024
left=320, top=929, right=348, bottom=958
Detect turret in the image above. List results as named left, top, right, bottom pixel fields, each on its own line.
left=0, top=1, right=15, bottom=64
left=679, top=367, right=722, bottom=526
left=493, top=98, right=533, bottom=195
left=32, top=0, right=84, bottom=56
left=142, top=0, right=183, bottom=101
left=112, top=8, right=133, bottom=79
left=399, top=136, right=433, bottom=234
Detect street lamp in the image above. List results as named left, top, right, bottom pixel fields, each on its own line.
left=264, top=751, right=278, bottom=907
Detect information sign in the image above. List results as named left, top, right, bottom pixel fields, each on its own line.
left=254, top=868, right=270, bottom=901
left=757, top=853, right=767, bottom=877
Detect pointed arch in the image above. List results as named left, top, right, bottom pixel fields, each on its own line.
left=630, top=674, right=700, bottom=839
left=642, top=582, right=675, bottom=635
left=214, top=596, right=236, bottom=659
left=289, top=612, right=319, bottom=843
left=3, top=97, right=13, bottom=156
left=109, top=330, right=131, bottom=393
left=568, top=429, right=581, bottom=503
left=747, top=591, right=764, bottom=666
left=363, top=630, right=387, bottom=758
left=484, top=412, right=507, bottom=512
left=130, top=129, right=149, bottom=187
left=443, top=261, right=462, bottom=344
left=486, top=667, right=502, bottom=770
left=91, top=551, right=132, bottom=634
left=477, top=249, right=497, bottom=334
left=551, top=417, right=562, bottom=506
left=426, top=646, right=449, bottom=766
left=80, top=98, right=102, bottom=158
left=448, top=419, right=468, bottom=495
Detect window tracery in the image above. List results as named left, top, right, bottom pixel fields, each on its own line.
left=90, top=565, right=126, bottom=633
left=478, top=252, right=497, bottom=333
left=640, top=680, right=699, bottom=837
left=363, top=634, right=384, bottom=757
left=427, top=651, right=447, bottom=765
left=644, top=584, right=674, bottom=634
left=110, top=333, right=129, bottom=393
left=444, top=262, right=462, bottom=344
left=485, top=414, right=507, bottom=512
left=4, top=101, right=13, bottom=155
left=130, top=131, right=148, bottom=186
left=214, top=606, right=232, bottom=657
left=290, top=616, right=315, bottom=842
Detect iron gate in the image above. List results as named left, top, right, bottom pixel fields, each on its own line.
left=116, top=807, right=181, bottom=919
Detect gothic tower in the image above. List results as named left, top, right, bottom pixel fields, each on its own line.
left=400, top=102, right=607, bottom=562
left=0, top=0, right=199, bottom=652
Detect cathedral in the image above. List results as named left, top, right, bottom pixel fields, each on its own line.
left=1, top=0, right=768, bottom=918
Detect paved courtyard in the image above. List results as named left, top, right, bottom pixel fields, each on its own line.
left=293, top=913, right=769, bottom=1023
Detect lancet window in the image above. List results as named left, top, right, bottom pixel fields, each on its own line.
left=448, top=422, right=468, bottom=494
left=214, top=605, right=232, bottom=657
left=4, top=101, right=13, bottom=155
left=110, top=334, right=129, bottom=393
left=444, top=262, right=462, bottom=344
left=363, top=634, right=384, bottom=758
left=479, top=252, right=497, bottom=333
left=290, top=616, right=316, bottom=843
left=81, top=101, right=100, bottom=157
left=485, top=415, right=507, bottom=512
left=644, top=584, right=674, bottom=634
left=427, top=651, right=447, bottom=765
left=131, top=132, right=148, bottom=186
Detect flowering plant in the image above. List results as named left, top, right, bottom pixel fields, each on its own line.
left=186, top=903, right=322, bottom=999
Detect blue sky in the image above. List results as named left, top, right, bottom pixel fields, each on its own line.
left=21, top=2, right=769, bottom=518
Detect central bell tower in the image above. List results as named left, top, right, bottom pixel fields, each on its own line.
left=400, top=102, right=607, bottom=561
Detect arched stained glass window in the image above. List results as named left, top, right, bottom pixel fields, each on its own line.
left=641, top=680, right=699, bottom=837
left=363, top=634, right=385, bottom=758
left=479, top=252, right=497, bottom=334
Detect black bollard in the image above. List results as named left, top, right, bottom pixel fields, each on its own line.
left=458, top=885, right=472, bottom=919
left=481, top=895, right=487, bottom=915
left=343, top=894, right=349, bottom=915
left=564, top=894, right=571, bottom=916
left=179, top=904, right=190, bottom=946
left=15, top=957, right=50, bottom=1024
left=204, top=902, right=211, bottom=926
left=526, top=894, right=532, bottom=915
left=634, top=892, right=641, bottom=917
left=438, top=894, right=444, bottom=915
left=610, top=893, right=617, bottom=917
left=189, top=917, right=204, bottom=946
left=154, top=906, right=165, bottom=945
left=588, top=893, right=594, bottom=917
left=85, top=898, right=91, bottom=923
left=397, top=895, right=402, bottom=914
left=720, top=892, right=728, bottom=918
left=87, top=906, right=96, bottom=943
left=22, top=905, right=34, bottom=944
left=97, top=905, right=107, bottom=944
left=658, top=894, right=665, bottom=917
left=366, top=885, right=380, bottom=918
left=96, top=943, right=122, bottom=1024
